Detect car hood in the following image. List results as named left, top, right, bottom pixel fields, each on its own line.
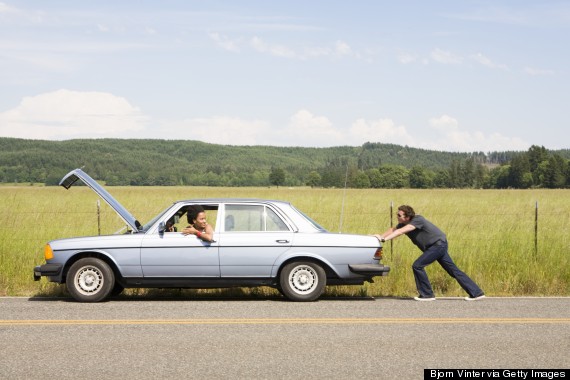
left=60, top=168, right=142, bottom=232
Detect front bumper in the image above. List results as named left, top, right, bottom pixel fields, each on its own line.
left=348, top=264, right=391, bottom=277
left=33, top=264, right=63, bottom=281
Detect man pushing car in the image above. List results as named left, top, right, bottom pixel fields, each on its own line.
left=374, top=205, right=485, bottom=301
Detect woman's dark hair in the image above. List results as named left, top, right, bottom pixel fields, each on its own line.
left=398, top=205, right=415, bottom=219
left=186, top=205, right=205, bottom=224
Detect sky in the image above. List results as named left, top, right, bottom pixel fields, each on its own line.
left=0, top=1, right=568, bottom=152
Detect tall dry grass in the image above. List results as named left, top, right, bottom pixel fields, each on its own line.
left=0, top=186, right=568, bottom=298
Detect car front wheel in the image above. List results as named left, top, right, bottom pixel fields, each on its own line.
left=279, top=261, right=326, bottom=302
left=66, top=258, right=114, bottom=302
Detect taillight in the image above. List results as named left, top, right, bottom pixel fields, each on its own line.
left=44, top=244, right=54, bottom=260
left=373, top=247, right=383, bottom=260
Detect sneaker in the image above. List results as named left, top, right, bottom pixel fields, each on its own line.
left=465, top=294, right=486, bottom=301
left=414, top=296, right=436, bottom=301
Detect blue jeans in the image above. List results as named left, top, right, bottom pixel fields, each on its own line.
left=412, top=241, right=483, bottom=298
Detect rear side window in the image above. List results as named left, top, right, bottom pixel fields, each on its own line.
left=224, top=205, right=289, bottom=232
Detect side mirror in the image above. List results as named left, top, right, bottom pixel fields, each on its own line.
left=158, top=221, right=166, bottom=235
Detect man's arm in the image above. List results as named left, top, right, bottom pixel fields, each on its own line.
left=373, top=227, right=394, bottom=242
left=373, top=224, right=416, bottom=242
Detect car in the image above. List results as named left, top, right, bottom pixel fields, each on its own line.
left=34, top=168, right=390, bottom=302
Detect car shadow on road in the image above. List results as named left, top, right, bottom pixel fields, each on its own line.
left=27, top=294, right=388, bottom=302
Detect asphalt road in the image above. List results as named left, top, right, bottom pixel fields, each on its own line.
left=1, top=296, right=568, bottom=379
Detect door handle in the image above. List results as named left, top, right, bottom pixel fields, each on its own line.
left=276, top=240, right=289, bottom=243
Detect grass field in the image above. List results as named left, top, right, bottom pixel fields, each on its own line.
left=0, top=186, right=568, bottom=298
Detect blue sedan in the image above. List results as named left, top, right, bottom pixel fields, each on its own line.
left=34, top=169, right=389, bottom=302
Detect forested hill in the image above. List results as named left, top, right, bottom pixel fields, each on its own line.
left=1, top=137, right=568, bottom=188
left=0, top=138, right=487, bottom=185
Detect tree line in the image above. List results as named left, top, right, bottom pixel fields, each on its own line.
left=0, top=138, right=568, bottom=189
left=297, top=145, right=569, bottom=189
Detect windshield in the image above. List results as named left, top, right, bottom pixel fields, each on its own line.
left=140, top=205, right=172, bottom=232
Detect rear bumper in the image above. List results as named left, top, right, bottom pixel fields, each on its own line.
left=33, top=264, right=63, bottom=281
left=348, top=264, right=390, bottom=277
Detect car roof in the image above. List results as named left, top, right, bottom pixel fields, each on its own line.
left=172, top=198, right=292, bottom=205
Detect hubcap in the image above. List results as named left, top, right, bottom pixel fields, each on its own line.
left=75, top=266, right=104, bottom=295
left=289, top=265, right=318, bottom=295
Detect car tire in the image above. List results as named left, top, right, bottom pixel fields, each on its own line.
left=66, top=258, right=115, bottom=302
left=279, top=261, right=326, bottom=302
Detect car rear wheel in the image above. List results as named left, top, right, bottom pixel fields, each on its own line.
left=66, top=258, right=114, bottom=302
left=279, top=261, right=326, bottom=302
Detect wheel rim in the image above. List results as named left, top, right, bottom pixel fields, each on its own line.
left=74, top=265, right=104, bottom=295
left=288, top=265, right=318, bottom=295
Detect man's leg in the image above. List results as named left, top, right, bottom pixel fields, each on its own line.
left=437, top=246, right=484, bottom=298
left=412, top=245, right=445, bottom=298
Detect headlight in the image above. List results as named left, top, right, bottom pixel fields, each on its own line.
left=44, top=244, right=54, bottom=260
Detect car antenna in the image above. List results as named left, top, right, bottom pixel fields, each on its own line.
left=338, top=164, right=349, bottom=233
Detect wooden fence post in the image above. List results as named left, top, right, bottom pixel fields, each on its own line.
left=390, top=201, right=394, bottom=260
left=535, top=201, right=538, bottom=257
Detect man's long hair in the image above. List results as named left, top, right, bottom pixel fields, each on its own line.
left=398, top=205, right=415, bottom=219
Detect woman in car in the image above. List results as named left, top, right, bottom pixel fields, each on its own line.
left=182, top=205, right=214, bottom=242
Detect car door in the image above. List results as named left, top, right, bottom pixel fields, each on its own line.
left=218, top=203, right=293, bottom=278
left=140, top=206, right=220, bottom=277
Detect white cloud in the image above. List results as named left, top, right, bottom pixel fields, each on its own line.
left=162, top=110, right=343, bottom=148
left=427, top=114, right=528, bottom=152
left=250, top=36, right=297, bottom=59
left=334, top=40, right=352, bottom=56
left=346, top=115, right=529, bottom=152
left=304, top=40, right=357, bottom=60
left=523, top=67, right=555, bottom=76
left=431, top=48, right=463, bottom=64
left=169, top=111, right=411, bottom=149
left=0, top=2, right=18, bottom=13
left=208, top=31, right=362, bottom=61
left=283, top=110, right=342, bottom=146
left=471, top=53, right=508, bottom=70
left=152, top=111, right=341, bottom=147
left=0, top=90, right=530, bottom=152
left=349, top=118, right=415, bottom=146
left=397, top=52, right=417, bottom=64
left=209, top=32, right=241, bottom=52
left=0, top=90, right=148, bottom=139
left=166, top=111, right=529, bottom=152
left=97, top=24, right=110, bottom=32
left=171, top=116, right=271, bottom=145
left=400, top=50, right=509, bottom=70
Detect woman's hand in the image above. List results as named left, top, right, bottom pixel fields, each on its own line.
left=182, top=225, right=213, bottom=242
left=182, top=226, right=198, bottom=236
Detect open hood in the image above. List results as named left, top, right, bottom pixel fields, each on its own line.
left=60, top=168, right=142, bottom=232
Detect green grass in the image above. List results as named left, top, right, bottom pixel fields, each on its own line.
left=1, top=186, right=568, bottom=298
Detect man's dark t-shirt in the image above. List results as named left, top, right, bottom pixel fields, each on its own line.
left=397, top=215, right=447, bottom=252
